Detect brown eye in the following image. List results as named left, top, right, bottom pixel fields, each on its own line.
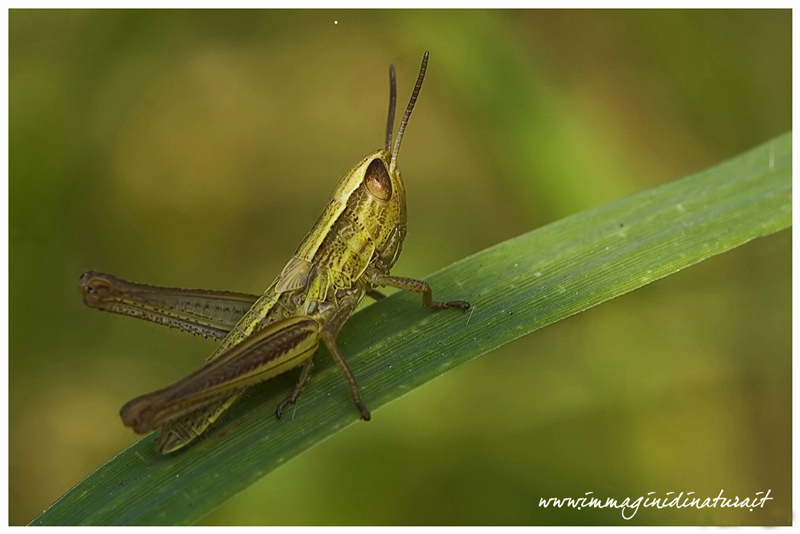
left=364, top=158, right=392, bottom=201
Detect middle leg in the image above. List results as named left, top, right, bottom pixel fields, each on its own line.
left=276, top=357, right=315, bottom=419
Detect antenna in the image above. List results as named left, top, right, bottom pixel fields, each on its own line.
left=385, top=65, right=397, bottom=151
left=390, top=51, right=429, bottom=173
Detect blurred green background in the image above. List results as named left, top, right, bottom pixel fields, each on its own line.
left=10, top=10, right=790, bottom=526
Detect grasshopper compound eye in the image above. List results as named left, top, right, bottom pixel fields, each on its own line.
left=364, top=158, right=392, bottom=201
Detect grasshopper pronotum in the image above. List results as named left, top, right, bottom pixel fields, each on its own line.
left=79, top=52, right=469, bottom=453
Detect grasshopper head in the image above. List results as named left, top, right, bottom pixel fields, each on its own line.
left=329, top=52, right=430, bottom=269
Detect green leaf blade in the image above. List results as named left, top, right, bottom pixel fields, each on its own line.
left=32, top=132, right=791, bottom=525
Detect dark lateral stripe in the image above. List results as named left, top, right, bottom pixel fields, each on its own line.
left=164, top=317, right=320, bottom=402
left=121, top=317, right=320, bottom=432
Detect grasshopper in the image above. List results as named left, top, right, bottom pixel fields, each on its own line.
left=79, top=52, right=469, bottom=454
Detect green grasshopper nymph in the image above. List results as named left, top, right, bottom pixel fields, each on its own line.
left=79, top=51, right=469, bottom=454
